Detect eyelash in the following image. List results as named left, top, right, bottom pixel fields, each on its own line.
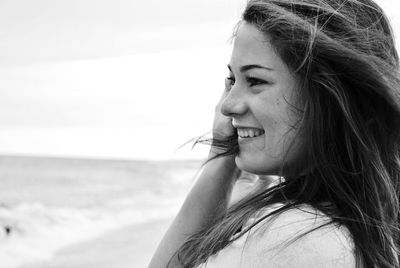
left=225, top=76, right=235, bottom=89
left=225, top=76, right=268, bottom=89
left=246, top=77, right=268, bottom=87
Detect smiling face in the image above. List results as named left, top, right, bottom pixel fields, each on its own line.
left=222, top=22, right=306, bottom=176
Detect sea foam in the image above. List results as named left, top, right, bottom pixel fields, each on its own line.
left=0, top=198, right=180, bottom=268
left=0, top=156, right=201, bottom=268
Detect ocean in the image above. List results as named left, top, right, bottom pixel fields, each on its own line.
left=0, top=155, right=203, bottom=268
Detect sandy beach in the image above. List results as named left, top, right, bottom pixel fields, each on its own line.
left=19, top=218, right=172, bottom=268
left=0, top=155, right=200, bottom=268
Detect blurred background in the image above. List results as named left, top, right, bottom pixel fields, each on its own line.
left=0, top=0, right=399, bottom=267
left=0, top=0, right=247, bottom=160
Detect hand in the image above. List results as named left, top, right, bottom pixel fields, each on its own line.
left=212, top=90, right=236, bottom=140
left=209, top=90, right=237, bottom=157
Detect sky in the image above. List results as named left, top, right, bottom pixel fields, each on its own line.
left=0, top=0, right=399, bottom=160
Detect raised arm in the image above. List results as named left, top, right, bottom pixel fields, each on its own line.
left=148, top=90, right=237, bottom=268
left=148, top=154, right=237, bottom=268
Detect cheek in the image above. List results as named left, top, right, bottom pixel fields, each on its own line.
left=254, top=97, right=286, bottom=138
left=255, top=99, right=300, bottom=157
left=253, top=96, right=278, bottom=125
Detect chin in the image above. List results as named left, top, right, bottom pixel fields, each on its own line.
left=235, top=154, right=279, bottom=176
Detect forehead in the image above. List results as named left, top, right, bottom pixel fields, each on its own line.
left=230, top=23, right=283, bottom=70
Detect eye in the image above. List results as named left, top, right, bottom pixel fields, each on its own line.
left=246, top=77, right=269, bottom=87
left=225, top=76, right=235, bottom=91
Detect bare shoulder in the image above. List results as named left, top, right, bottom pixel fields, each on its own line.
left=242, top=204, right=356, bottom=267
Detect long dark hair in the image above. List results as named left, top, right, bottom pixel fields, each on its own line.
left=172, top=0, right=400, bottom=267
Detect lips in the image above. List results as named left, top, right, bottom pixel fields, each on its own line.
left=236, top=127, right=265, bottom=138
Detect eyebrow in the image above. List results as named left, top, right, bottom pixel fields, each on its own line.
left=227, top=64, right=274, bottom=72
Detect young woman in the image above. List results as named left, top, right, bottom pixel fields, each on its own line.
left=149, top=0, right=400, bottom=267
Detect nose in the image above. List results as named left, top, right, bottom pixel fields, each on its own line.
left=220, top=85, right=247, bottom=117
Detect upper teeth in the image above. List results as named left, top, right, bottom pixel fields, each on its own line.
left=237, top=128, right=265, bottom=138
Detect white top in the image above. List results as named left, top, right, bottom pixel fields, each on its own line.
left=197, top=203, right=356, bottom=268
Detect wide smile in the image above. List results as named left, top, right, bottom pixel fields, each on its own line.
left=237, top=127, right=265, bottom=141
